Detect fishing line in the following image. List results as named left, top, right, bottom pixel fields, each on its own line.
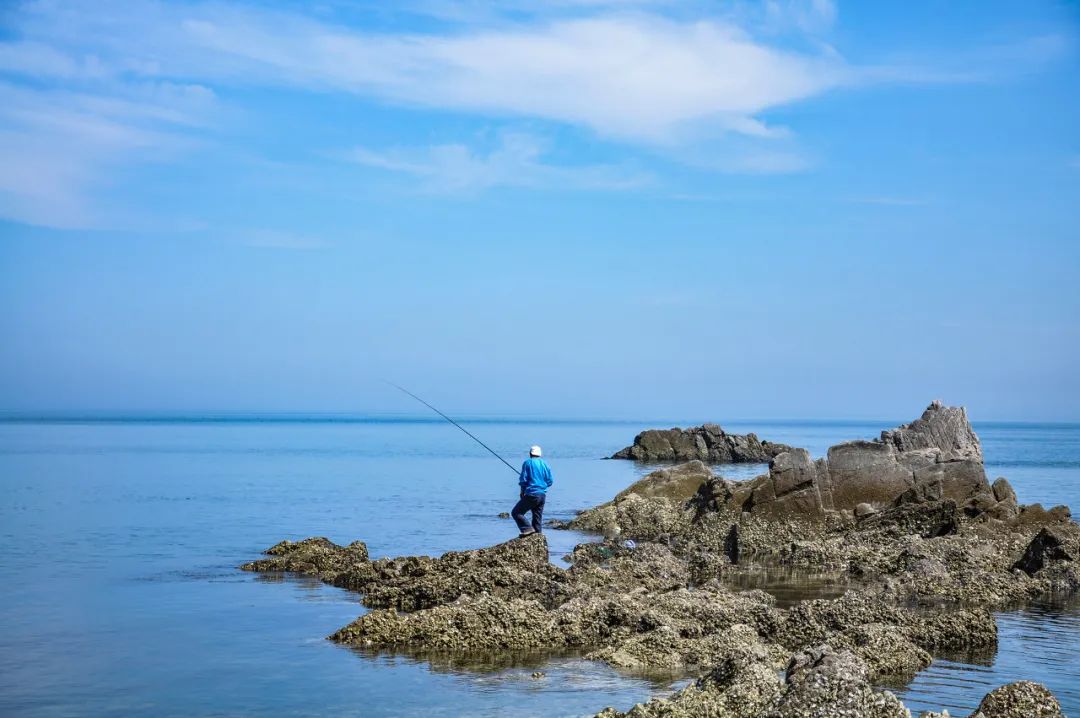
left=385, top=382, right=519, bottom=475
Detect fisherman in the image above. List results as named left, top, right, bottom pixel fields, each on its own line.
left=513, top=445, right=552, bottom=537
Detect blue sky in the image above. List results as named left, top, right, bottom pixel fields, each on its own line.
left=0, top=0, right=1078, bottom=421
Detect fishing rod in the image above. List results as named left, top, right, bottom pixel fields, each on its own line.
left=385, top=382, right=519, bottom=475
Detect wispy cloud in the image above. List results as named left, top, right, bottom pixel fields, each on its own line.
left=0, top=0, right=1068, bottom=228
left=346, top=132, right=649, bottom=193
left=8, top=1, right=853, bottom=144
left=0, top=79, right=215, bottom=228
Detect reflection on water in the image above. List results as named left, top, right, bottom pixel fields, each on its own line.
left=897, top=594, right=1080, bottom=716
left=719, top=564, right=852, bottom=608
left=349, top=646, right=690, bottom=688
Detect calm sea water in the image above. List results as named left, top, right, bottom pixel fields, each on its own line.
left=0, top=416, right=1077, bottom=717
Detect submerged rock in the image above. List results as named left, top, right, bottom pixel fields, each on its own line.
left=610, top=424, right=795, bottom=463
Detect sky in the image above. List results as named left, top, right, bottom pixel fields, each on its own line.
left=0, top=0, right=1078, bottom=422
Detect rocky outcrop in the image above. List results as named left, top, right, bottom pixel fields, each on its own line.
left=611, top=424, right=795, bottom=463
left=739, top=401, right=999, bottom=518
left=881, top=401, right=982, bottom=461
left=566, top=404, right=1080, bottom=608
left=244, top=399, right=1076, bottom=718
left=245, top=533, right=571, bottom=611
left=239, top=537, right=369, bottom=581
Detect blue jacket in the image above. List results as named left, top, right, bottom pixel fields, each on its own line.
left=519, top=457, right=553, bottom=496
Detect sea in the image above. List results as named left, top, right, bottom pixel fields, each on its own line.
left=0, top=416, right=1077, bottom=717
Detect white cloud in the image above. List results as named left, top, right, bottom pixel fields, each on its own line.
left=346, top=132, right=649, bottom=192
left=0, top=79, right=215, bottom=228
left=180, top=13, right=848, bottom=143
left=8, top=1, right=852, bottom=143
left=0, top=0, right=1067, bottom=227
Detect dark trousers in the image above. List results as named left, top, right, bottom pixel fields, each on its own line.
left=512, top=493, right=546, bottom=533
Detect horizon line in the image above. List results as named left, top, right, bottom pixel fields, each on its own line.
left=0, top=410, right=1077, bottom=428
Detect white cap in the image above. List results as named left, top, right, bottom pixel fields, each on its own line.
left=530, top=445, right=542, bottom=457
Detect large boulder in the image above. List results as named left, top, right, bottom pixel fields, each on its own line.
left=613, top=461, right=716, bottom=503
left=825, top=440, right=916, bottom=508
left=611, top=424, right=795, bottom=463
left=745, top=449, right=831, bottom=519
left=735, top=401, right=994, bottom=519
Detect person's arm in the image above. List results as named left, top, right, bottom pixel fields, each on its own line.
left=519, top=462, right=529, bottom=497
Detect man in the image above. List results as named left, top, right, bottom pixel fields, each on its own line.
left=512, top=445, right=552, bottom=537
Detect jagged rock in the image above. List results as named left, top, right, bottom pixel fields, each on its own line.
left=729, top=401, right=994, bottom=520
left=881, top=400, right=982, bottom=461
left=1013, top=526, right=1076, bottom=575
left=611, top=424, right=795, bottom=463
left=748, top=449, right=830, bottom=519
left=1016, top=503, right=1073, bottom=525
left=688, top=475, right=737, bottom=515
left=856, top=500, right=959, bottom=539
left=971, top=680, right=1063, bottom=717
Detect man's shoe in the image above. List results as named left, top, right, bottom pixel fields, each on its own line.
left=518, top=528, right=537, bottom=537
